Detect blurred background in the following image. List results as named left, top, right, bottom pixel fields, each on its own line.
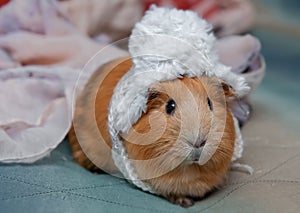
left=249, top=0, right=300, bottom=132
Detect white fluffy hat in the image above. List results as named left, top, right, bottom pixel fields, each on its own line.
left=107, top=6, right=249, bottom=193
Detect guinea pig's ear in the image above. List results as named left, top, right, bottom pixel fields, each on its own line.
left=221, top=82, right=237, bottom=98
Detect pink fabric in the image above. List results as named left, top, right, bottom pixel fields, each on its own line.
left=216, top=35, right=265, bottom=94
left=0, top=0, right=76, bottom=35
left=0, top=66, right=82, bottom=163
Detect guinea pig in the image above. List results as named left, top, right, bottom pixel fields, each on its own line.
left=69, top=57, right=236, bottom=207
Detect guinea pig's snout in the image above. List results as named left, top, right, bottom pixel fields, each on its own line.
left=186, top=139, right=207, bottom=162
left=188, top=139, right=206, bottom=149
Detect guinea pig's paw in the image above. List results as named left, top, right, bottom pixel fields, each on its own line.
left=166, top=195, right=195, bottom=208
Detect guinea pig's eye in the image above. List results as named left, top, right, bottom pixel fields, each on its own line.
left=207, top=97, right=213, bottom=111
left=165, top=99, right=176, bottom=115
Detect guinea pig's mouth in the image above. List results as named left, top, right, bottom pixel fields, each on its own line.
left=185, top=148, right=204, bottom=163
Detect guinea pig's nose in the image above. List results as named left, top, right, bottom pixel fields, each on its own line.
left=191, top=139, right=206, bottom=148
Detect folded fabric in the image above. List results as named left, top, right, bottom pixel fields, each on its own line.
left=216, top=35, right=266, bottom=125
left=0, top=66, right=87, bottom=163
left=0, top=0, right=143, bottom=40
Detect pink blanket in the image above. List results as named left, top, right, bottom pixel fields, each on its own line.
left=0, top=66, right=83, bottom=162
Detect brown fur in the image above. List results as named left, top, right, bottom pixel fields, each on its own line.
left=69, top=57, right=133, bottom=174
left=69, top=58, right=235, bottom=207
